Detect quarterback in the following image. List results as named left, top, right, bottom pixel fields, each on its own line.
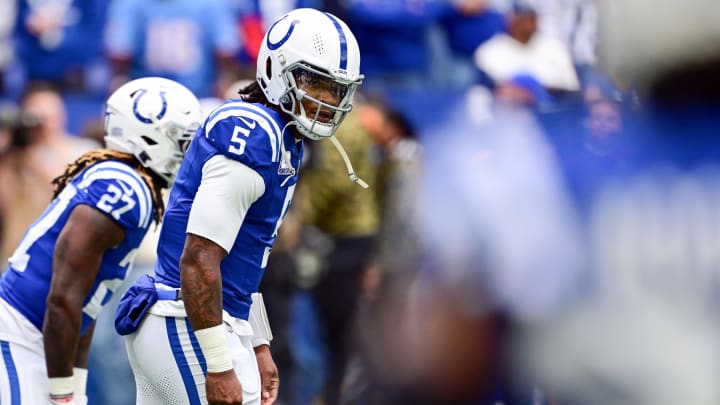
left=117, top=7, right=365, bottom=405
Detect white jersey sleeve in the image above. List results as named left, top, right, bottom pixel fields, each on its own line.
left=186, top=155, right=265, bottom=253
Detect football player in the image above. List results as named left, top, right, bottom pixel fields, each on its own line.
left=116, top=7, right=364, bottom=405
left=0, top=77, right=203, bottom=404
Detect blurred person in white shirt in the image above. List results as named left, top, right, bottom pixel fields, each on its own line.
left=474, top=1, right=580, bottom=92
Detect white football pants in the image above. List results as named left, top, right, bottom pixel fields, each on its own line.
left=126, top=309, right=261, bottom=405
left=0, top=298, right=48, bottom=405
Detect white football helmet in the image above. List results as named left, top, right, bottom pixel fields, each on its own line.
left=257, top=8, right=363, bottom=140
left=104, top=77, right=203, bottom=184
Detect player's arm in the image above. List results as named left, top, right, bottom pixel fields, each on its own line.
left=180, top=233, right=228, bottom=341
left=74, top=320, right=95, bottom=369
left=44, top=205, right=124, bottom=402
left=180, top=155, right=265, bottom=404
left=180, top=233, right=242, bottom=403
left=72, top=321, right=95, bottom=405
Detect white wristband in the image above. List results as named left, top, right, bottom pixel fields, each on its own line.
left=194, top=324, right=233, bottom=373
left=49, top=375, right=74, bottom=404
left=73, top=368, right=88, bottom=405
left=248, top=292, right=273, bottom=347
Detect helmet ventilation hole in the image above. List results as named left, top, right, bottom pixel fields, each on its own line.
left=266, top=57, right=272, bottom=78
left=138, top=150, right=151, bottom=164
left=313, top=33, right=324, bottom=54
left=141, top=135, right=158, bottom=145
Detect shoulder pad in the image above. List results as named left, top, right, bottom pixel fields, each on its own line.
left=203, top=101, right=283, bottom=173
left=74, top=161, right=154, bottom=230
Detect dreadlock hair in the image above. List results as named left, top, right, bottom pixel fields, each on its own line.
left=52, top=148, right=167, bottom=226
left=238, top=80, right=272, bottom=106
left=238, top=80, right=300, bottom=138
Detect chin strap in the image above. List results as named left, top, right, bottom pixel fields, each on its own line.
left=329, top=135, right=369, bottom=189
left=285, top=119, right=369, bottom=189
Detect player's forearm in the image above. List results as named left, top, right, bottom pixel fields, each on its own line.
left=74, top=321, right=95, bottom=369
left=181, top=261, right=224, bottom=329
left=43, top=295, right=82, bottom=378
left=45, top=235, right=102, bottom=378
left=180, top=236, right=225, bottom=330
left=180, top=235, right=234, bottom=373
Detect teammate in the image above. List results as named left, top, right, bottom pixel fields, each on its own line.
left=0, top=77, right=203, bottom=404
left=116, top=7, right=365, bottom=405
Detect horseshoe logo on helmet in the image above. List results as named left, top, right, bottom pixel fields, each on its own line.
left=133, top=89, right=167, bottom=124
left=266, top=15, right=300, bottom=51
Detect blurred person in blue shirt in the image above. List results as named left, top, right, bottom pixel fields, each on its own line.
left=440, top=0, right=506, bottom=88
left=105, top=0, right=241, bottom=98
left=14, top=0, right=109, bottom=94
left=343, top=0, right=445, bottom=91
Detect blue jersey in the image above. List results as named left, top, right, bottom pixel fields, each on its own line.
left=155, top=100, right=303, bottom=320
left=0, top=161, right=154, bottom=335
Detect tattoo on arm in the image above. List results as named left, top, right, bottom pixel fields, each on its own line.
left=181, top=234, right=227, bottom=331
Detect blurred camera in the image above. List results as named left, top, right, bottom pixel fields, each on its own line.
left=0, top=103, right=42, bottom=149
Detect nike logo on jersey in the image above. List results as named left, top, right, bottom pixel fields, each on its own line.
left=238, top=116, right=257, bottom=130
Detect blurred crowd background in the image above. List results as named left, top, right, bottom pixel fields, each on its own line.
left=2, top=0, right=720, bottom=404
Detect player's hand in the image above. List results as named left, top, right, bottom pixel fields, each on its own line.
left=206, top=369, right=243, bottom=405
left=255, top=345, right=279, bottom=404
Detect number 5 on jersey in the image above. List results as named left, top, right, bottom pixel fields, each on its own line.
left=229, top=125, right=251, bottom=155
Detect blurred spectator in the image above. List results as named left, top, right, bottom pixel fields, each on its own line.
left=353, top=97, right=583, bottom=404
left=0, top=102, right=25, bottom=156
left=440, top=0, right=506, bottom=87
left=14, top=0, right=109, bottom=94
left=0, top=0, right=16, bottom=96
left=359, top=101, right=423, bottom=286
left=461, top=71, right=555, bottom=132
left=474, top=2, right=580, bottom=92
left=585, top=97, right=623, bottom=146
left=526, top=0, right=599, bottom=71
left=365, top=104, right=422, bottom=205
left=444, top=0, right=506, bottom=55
left=290, top=107, right=380, bottom=405
left=105, top=0, right=241, bottom=98
left=552, top=97, right=632, bottom=209
left=0, top=82, right=97, bottom=267
left=343, top=0, right=445, bottom=91
left=495, top=72, right=555, bottom=110
left=338, top=101, right=424, bottom=405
